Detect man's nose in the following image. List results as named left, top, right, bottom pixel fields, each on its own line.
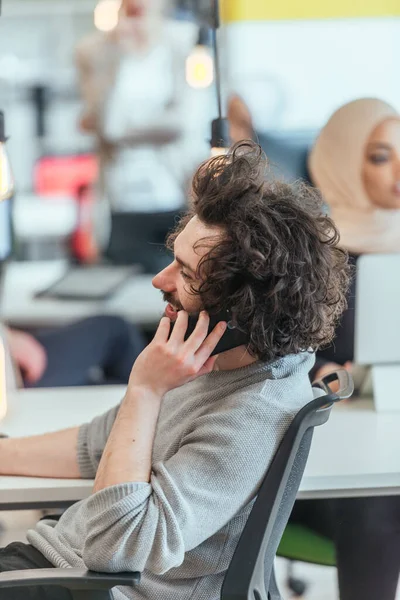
left=394, top=157, right=400, bottom=179
left=152, top=263, right=176, bottom=292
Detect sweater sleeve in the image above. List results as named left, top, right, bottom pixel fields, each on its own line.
left=77, top=404, right=121, bottom=479
left=76, top=388, right=305, bottom=574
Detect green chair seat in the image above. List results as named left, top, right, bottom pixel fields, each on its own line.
left=277, top=523, right=336, bottom=567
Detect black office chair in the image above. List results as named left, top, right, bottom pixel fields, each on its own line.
left=220, top=368, right=353, bottom=600
left=0, top=370, right=353, bottom=600
left=256, top=130, right=315, bottom=184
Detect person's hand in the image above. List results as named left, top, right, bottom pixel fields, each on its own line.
left=6, top=328, right=47, bottom=384
left=314, top=361, right=352, bottom=394
left=128, top=311, right=227, bottom=397
left=79, top=112, right=97, bottom=133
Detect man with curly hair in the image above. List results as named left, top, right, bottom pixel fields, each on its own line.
left=0, top=142, right=349, bottom=600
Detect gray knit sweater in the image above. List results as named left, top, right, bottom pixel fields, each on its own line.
left=28, top=352, right=315, bottom=600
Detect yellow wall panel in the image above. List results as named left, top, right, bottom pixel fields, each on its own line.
left=221, top=0, right=400, bottom=22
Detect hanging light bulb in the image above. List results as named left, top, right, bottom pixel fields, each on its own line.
left=186, top=47, right=214, bottom=89
left=186, top=27, right=214, bottom=89
left=0, top=112, right=14, bottom=203
left=94, top=0, right=120, bottom=32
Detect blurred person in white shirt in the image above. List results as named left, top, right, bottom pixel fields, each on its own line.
left=75, top=0, right=208, bottom=266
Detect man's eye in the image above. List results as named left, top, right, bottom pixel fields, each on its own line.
left=180, top=270, right=192, bottom=281
left=368, top=154, right=389, bottom=165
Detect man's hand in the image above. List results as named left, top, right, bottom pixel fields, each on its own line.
left=94, top=312, right=227, bottom=491
left=129, top=311, right=227, bottom=398
left=6, top=328, right=47, bottom=384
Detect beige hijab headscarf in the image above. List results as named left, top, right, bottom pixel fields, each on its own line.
left=308, top=98, right=400, bottom=254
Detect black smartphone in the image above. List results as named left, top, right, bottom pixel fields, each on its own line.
left=169, top=310, right=249, bottom=357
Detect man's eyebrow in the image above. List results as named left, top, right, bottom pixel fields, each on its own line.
left=366, top=142, right=392, bottom=151
left=176, top=255, right=196, bottom=274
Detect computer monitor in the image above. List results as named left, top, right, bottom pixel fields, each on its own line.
left=354, top=254, right=400, bottom=365
left=0, top=198, right=12, bottom=262
left=0, top=198, right=15, bottom=415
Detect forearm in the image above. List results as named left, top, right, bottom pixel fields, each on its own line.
left=102, top=107, right=181, bottom=146
left=93, top=386, right=161, bottom=492
left=0, top=427, right=80, bottom=478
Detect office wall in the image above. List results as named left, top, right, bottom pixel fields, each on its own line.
left=224, top=17, right=400, bottom=131
left=0, top=0, right=213, bottom=193
left=0, top=1, right=98, bottom=191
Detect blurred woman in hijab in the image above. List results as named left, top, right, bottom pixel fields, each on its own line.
left=310, top=98, right=400, bottom=379
left=292, top=98, right=400, bottom=600
left=310, top=97, right=400, bottom=252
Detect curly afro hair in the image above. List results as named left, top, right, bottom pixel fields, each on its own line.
left=167, top=141, right=350, bottom=362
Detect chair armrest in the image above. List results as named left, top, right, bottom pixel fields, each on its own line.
left=0, top=568, right=140, bottom=590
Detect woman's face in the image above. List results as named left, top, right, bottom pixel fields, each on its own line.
left=362, top=118, right=400, bottom=209
left=122, top=0, right=164, bottom=18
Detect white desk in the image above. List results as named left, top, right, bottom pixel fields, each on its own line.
left=1, top=261, right=164, bottom=328
left=0, top=387, right=399, bottom=509
left=301, top=399, right=400, bottom=499
left=0, top=385, right=124, bottom=509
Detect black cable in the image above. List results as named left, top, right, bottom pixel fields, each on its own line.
left=211, top=0, right=222, bottom=120
left=0, top=111, right=6, bottom=142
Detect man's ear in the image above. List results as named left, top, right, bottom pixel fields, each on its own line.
left=227, top=94, right=255, bottom=142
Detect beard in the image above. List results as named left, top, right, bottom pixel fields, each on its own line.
left=162, top=291, right=184, bottom=312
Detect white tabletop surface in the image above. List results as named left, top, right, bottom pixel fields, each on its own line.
left=0, top=386, right=399, bottom=507
left=1, top=261, right=164, bottom=328
left=0, top=385, right=124, bottom=507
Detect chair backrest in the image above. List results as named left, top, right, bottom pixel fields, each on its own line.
left=256, top=130, right=315, bottom=184
left=221, top=369, right=353, bottom=600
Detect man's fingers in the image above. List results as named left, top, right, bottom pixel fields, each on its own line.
left=197, top=355, right=218, bottom=377
left=194, top=321, right=227, bottom=366
left=168, top=311, right=189, bottom=344
left=153, top=316, right=172, bottom=343
left=184, top=311, right=210, bottom=353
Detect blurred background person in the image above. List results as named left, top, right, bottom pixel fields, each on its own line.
left=291, top=98, right=400, bottom=600
left=6, top=315, right=146, bottom=388
left=227, top=93, right=313, bottom=184
left=75, top=0, right=206, bottom=271
left=309, top=98, right=400, bottom=379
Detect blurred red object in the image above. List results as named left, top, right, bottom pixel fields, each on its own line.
left=34, top=154, right=99, bottom=263
left=34, top=154, right=98, bottom=198
left=70, top=184, right=99, bottom=263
